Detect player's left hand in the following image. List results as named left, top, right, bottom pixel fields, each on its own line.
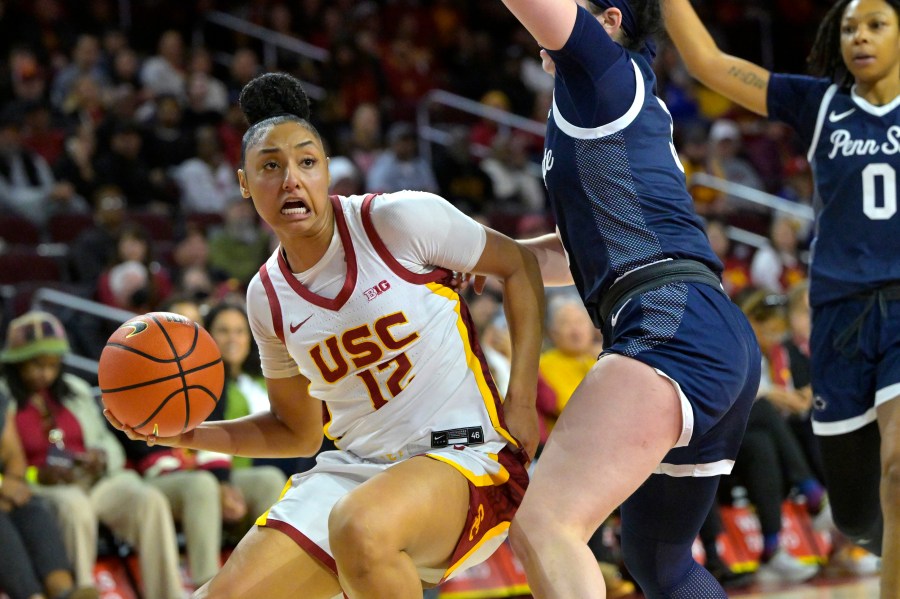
left=444, top=272, right=488, bottom=295
left=104, top=409, right=183, bottom=448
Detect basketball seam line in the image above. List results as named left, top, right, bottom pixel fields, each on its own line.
left=152, top=315, right=197, bottom=432
left=133, top=384, right=220, bottom=432
left=100, top=357, right=223, bottom=393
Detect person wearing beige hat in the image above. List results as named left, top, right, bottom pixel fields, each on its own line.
left=0, top=311, right=186, bottom=599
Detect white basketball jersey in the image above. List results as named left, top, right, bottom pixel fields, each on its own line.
left=257, top=194, right=515, bottom=460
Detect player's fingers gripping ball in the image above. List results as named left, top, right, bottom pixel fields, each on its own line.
left=99, top=312, right=224, bottom=437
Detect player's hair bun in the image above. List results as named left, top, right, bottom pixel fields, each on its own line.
left=239, top=72, right=311, bottom=126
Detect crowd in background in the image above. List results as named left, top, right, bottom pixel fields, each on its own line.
left=0, top=0, right=877, bottom=597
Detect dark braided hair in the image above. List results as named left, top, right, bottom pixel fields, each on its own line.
left=808, top=0, right=900, bottom=87
left=586, top=0, right=662, bottom=54
left=239, top=72, right=322, bottom=167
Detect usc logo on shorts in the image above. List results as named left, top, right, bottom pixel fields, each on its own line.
left=469, top=503, right=485, bottom=541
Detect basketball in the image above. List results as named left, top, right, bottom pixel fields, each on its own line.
left=98, top=312, right=225, bottom=437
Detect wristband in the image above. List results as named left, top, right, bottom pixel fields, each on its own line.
left=25, top=466, right=38, bottom=484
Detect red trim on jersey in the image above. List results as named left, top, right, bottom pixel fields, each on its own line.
left=276, top=195, right=358, bottom=311
left=258, top=264, right=285, bottom=345
left=360, top=193, right=453, bottom=285
left=262, top=519, right=338, bottom=576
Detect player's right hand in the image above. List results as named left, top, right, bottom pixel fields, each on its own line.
left=103, top=409, right=183, bottom=448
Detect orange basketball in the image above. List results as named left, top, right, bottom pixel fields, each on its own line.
left=98, top=312, right=224, bottom=437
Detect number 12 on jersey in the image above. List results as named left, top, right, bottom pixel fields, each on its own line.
left=357, top=352, right=415, bottom=409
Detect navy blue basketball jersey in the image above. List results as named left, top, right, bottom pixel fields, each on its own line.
left=769, top=74, right=900, bottom=307
left=544, top=7, right=720, bottom=323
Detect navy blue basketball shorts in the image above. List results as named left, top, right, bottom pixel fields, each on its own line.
left=602, top=282, right=760, bottom=477
left=810, top=297, right=900, bottom=436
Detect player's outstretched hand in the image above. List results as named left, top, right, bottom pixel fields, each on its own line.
left=103, top=409, right=183, bottom=448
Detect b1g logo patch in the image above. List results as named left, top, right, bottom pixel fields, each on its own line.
left=363, top=280, right=391, bottom=301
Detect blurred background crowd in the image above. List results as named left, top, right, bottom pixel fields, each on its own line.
left=0, top=0, right=877, bottom=598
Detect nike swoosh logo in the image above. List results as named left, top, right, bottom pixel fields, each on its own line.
left=610, top=298, right=631, bottom=329
left=828, top=108, right=856, bottom=123
left=289, top=314, right=313, bottom=334
left=120, top=320, right=149, bottom=338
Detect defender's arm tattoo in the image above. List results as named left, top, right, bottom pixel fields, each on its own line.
left=727, top=65, right=766, bottom=89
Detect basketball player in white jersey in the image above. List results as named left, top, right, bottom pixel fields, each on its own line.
left=106, top=71, right=545, bottom=599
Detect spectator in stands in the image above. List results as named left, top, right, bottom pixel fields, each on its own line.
left=433, top=125, right=495, bottom=215
left=54, top=123, right=99, bottom=202
left=677, top=123, right=726, bottom=217
left=750, top=215, right=807, bottom=293
left=735, top=288, right=824, bottom=583
left=327, top=155, right=363, bottom=197
left=144, top=93, right=194, bottom=171
left=94, top=120, right=168, bottom=210
left=59, top=74, right=107, bottom=130
left=217, top=103, right=250, bottom=168
left=778, top=280, right=821, bottom=477
left=50, top=34, right=108, bottom=110
left=0, top=311, right=184, bottom=598
left=706, top=119, right=766, bottom=211
left=380, top=35, right=435, bottom=121
left=479, top=132, right=545, bottom=213
left=5, top=46, right=47, bottom=105
left=705, top=219, right=751, bottom=299
left=21, top=100, right=65, bottom=166
left=0, top=103, right=88, bottom=226
left=0, top=386, right=99, bottom=599
left=108, top=46, right=141, bottom=98
left=778, top=156, right=815, bottom=207
left=173, top=125, right=241, bottom=214
left=208, top=198, right=272, bottom=287
left=169, top=223, right=226, bottom=294
left=321, top=37, right=387, bottom=126
left=538, top=296, right=598, bottom=440
left=495, top=45, right=536, bottom=117
left=366, top=122, right=438, bottom=193
left=69, top=185, right=127, bottom=286
left=470, top=90, right=513, bottom=153
left=140, top=29, right=185, bottom=99
left=653, top=41, right=700, bottom=127
left=185, top=47, right=228, bottom=118
left=96, top=222, right=172, bottom=311
left=225, top=48, right=260, bottom=104
left=344, top=102, right=383, bottom=178
left=175, top=264, right=217, bottom=306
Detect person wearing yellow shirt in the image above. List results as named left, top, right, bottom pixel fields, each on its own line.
left=539, top=297, right=600, bottom=433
